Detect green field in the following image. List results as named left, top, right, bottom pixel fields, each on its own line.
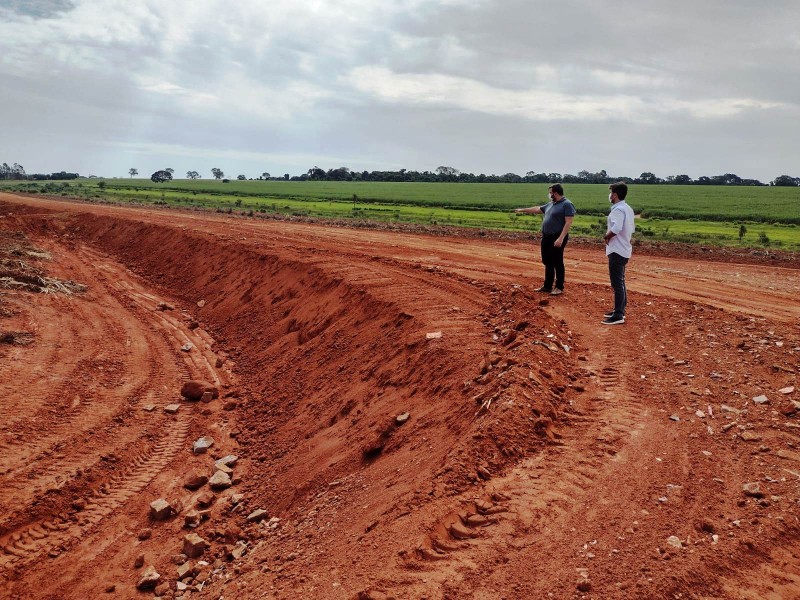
left=2, top=179, right=799, bottom=249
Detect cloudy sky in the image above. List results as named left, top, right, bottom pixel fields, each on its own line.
left=1, top=0, right=798, bottom=181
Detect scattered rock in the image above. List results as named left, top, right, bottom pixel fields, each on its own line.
left=208, top=470, right=232, bottom=490
left=136, top=566, right=160, bottom=591
left=137, top=528, right=152, bottom=541
left=776, top=449, right=800, bottom=462
left=217, top=455, right=239, bottom=468
left=214, top=462, right=233, bottom=475
left=780, top=386, right=795, bottom=395
left=181, top=343, right=193, bottom=352
left=187, top=320, right=199, bottom=330
left=246, top=509, right=268, bottom=523
left=752, top=395, right=769, bottom=405
left=426, top=331, right=442, bottom=340
left=192, top=436, right=215, bottom=454
left=184, top=510, right=211, bottom=529
left=477, top=466, right=492, bottom=480
left=150, top=498, right=174, bottom=521
left=669, top=415, right=680, bottom=422
left=230, top=494, right=244, bottom=505
left=177, top=561, right=195, bottom=580
left=196, top=492, right=215, bottom=508
left=721, top=422, right=738, bottom=432
left=134, top=553, right=145, bottom=569
left=396, top=412, right=410, bottom=425
left=104, top=584, right=116, bottom=593
left=666, top=536, right=683, bottom=549
left=71, top=498, right=86, bottom=511
left=180, top=380, right=219, bottom=401
left=182, top=533, right=209, bottom=558
left=164, top=404, right=180, bottom=414
left=153, top=582, right=170, bottom=597
left=215, top=357, right=224, bottom=368
left=740, top=431, right=762, bottom=442
left=201, top=391, right=214, bottom=403
left=143, top=404, right=156, bottom=412
left=184, top=472, right=209, bottom=491
left=721, top=405, right=741, bottom=414
left=197, top=299, right=206, bottom=308
left=157, top=302, right=174, bottom=311
left=743, top=482, right=764, bottom=498
left=781, top=399, right=800, bottom=416
left=577, top=579, right=592, bottom=593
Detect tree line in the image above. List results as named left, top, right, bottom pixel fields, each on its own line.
left=3, top=161, right=799, bottom=187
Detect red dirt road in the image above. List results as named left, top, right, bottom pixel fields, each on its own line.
left=1, top=194, right=799, bottom=600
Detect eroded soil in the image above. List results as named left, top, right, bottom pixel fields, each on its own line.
left=1, top=194, right=799, bottom=600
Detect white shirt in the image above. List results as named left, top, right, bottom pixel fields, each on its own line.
left=606, top=200, right=635, bottom=258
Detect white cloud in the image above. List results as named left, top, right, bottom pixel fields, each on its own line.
left=346, top=66, right=787, bottom=122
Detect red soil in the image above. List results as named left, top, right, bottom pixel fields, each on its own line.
left=1, top=194, right=799, bottom=599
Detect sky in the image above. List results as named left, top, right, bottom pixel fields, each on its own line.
left=0, top=0, right=798, bottom=182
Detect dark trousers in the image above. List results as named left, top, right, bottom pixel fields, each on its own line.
left=541, top=233, right=568, bottom=290
left=608, top=252, right=629, bottom=316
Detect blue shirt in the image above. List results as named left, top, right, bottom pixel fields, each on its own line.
left=539, top=198, right=576, bottom=236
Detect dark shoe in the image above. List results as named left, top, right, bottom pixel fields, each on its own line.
left=604, top=311, right=615, bottom=318
left=550, top=288, right=563, bottom=296
left=535, top=286, right=552, bottom=293
left=601, top=315, right=625, bottom=325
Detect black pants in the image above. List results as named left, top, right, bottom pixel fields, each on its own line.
left=541, top=233, right=568, bottom=290
left=608, top=252, right=629, bottom=316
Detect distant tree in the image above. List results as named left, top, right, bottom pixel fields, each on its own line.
left=738, top=224, right=747, bottom=241
left=307, top=166, right=326, bottom=180
left=636, top=172, right=661, bottom=184
left=186, top=170, right=200, bottom=179
left=284, top=173, right=289, bottom=180
left=673, top=174, right=692, bottom=184
left=150, top=170, right=173, bottom=183
left=237, top=174, right=246, bottom=180
left=128, top=168, right=138, bottom=178
left=261, top=172, right=270, bottom=179
left=165, top=168, right=174, bottom=175
left=772, top=175, right=800, bottom=186
left=435, top=166, right=460, bottom=178
left=211, top=168, right=224, bottom=180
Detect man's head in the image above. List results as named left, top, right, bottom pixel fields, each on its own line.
left=609, top=181, right=628, bottom=201
left=549, top=183, right=564, bottom=199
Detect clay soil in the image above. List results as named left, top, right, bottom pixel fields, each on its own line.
left=1, top=193, right=799, bottom=600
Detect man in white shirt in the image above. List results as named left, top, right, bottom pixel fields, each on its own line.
left=602, top=181, right=635, bottom=325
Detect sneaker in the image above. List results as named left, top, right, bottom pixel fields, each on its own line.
left=535, top=286, right=552, bottom=293
left=604, top=311, right=615, bottom=318
left=601, top=315, right=625, bottom=325
left=550, top=288, right=563, bottom=296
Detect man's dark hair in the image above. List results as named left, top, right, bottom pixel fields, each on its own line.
left=549, top=183, right=564, bottom=196
left=609, top=181, right=628, bottom=200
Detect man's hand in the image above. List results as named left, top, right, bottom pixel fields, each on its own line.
left=554, top=237, right=564, bottom=247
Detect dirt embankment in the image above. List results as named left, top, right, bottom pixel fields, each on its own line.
left=1, top=195, right=799, bottom=600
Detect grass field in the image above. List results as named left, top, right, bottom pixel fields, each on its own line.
left=2, top=179, right=799, bottom=249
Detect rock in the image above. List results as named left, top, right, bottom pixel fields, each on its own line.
left=150, top=498, right=174, bottom=521
left=230, top=493, right=244, bottom=505
left=184, top=472, right=209, bottom=490
left=197, top=299, right=206, bottom=308
left=229, top=541, right=247, bottom=560
left=164, top=404, right=181, bottom=414
left=143, top=404, right=156, bottom=412
left=220, top=524, right=243, bottom=544
left=776, top=449, right=800, bottom=462
left=577, top=579, right=592, bottom=593
left=72, top=498, right=86, bottom=511
left=780, top=386, right=795, bottom=395
left=208, top=470, right=232, bottom=490
left=721, top=422, right=738, bottom=432
left=217, top=455, right=239, bottom=468
left=182, top=533, right=209, bottom=558
left=192, top=436, right=215, bottom=454
left=181, top=343, right=193, bottom=352
left=137, top=528, right=152, bottom=541
left=781, top=399, right=800, bottom=416
left=743, top=482, right=764, bottom=498
left=187, top=320, right=199, bottom=330
left=201, top=391, right=214, bottom=403
left=740, top=431, right=761, bottom=442
left=176, top=561, right=195, bottom=580
left=721, top=405, right=741, bottom=414
left=104, top=584, right=116, bottom=593
left=669, top=415, right=680, bottom=422
left=246, top=509, right=268, bottom=523
left=477, top=466, right=492, bottom=480
left=214, top=461, right=234, bottom=475
left=154, top=582, right=170, bottom=597
left=176, top=581, right=188, bottom=592
left=157, top=302, right=174, bottom=311
left=184, top=510, right=210, bottom=529
left=171, top=554, right=187, bottom=565
left=134, top=553, right=145, bottom=568
left=695, top=410, right=706, bottom=418
left=426, top=331, right=442, bottom=340
left=223, top=400, right=237, bottom=411
left=666, top=536, right=683, bottom=549
left=180, top=380, right=219, bottom=401
left=215, top=357, right=224, bottom=368
left=396, top=412, right=410, bottom=425
left=136, top=566, right=160, bottom=591
left=196, top=492, right=214, bottom=508
left=753, top=395, right=769, bottom=405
